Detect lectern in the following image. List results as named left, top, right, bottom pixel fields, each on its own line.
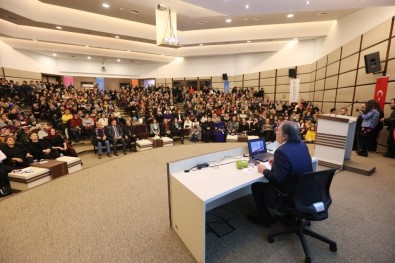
left=315, top=114, right=357, bottom=169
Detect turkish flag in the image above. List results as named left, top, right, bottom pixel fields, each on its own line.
left=374, top=76, right=389, bottom=110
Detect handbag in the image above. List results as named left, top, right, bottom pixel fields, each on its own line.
left=0, top=186, right=12, bottom=197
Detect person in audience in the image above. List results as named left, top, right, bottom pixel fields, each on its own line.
left=27, top=132, right=60, bottom=160
left=69, top=114, right=82, bottom=142
left=261, top=118, right=274, bottom=141
left=227, top=115, right=239, bottom=135
left=107, top=119, right=127, bottom=156
left=380, top=98, right=395, bottom=158
left=238, top=118, right=250, bottom=135
left=45, top=128, right=77, bottom=157
left=368, top=101, right=384, bottom=152
left=356, top=100, right=380, bottom=157
left=37, top=123, right=49, bottom=139
left=61, top=109, right=73, bottom=126
left=82, top=113, right=95, bottom=138
left=0, top=113, right=12, bottom=127
left=190, top=118, right=201, bottom=142
left=213, top=116, right=226, bottom=142
left=248, top=121, right=313, bottom=228
left=96, top=113, right=108, bottom=127
left=171, top=118, right=184, bottom=144
left=1, top=136, right=33, bottom=168
left=183, top=116, right=193, bottom=136
left=150, top=118, right=160, bottom=137
left=161, top=118, right=172, bottom=137
left=0, top=150, right=12, bottom=196
left=92, top=122, right=112, bottom=159
left=122, top=120, right=137, bottom=152
left=201, top=117, right=214, bottom=143
left=304, top=124, right=317, bottom=143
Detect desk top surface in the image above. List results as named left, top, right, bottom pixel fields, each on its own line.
left=171, top=156, right=268, bottom=203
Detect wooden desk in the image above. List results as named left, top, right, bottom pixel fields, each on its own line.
left=32, top=160, right=68, bottom=179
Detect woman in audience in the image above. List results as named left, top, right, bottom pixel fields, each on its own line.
left=238, top=118, right=250, bottom=135
left=37, top=123, right=49, bottom=139
left=69, top=114, right=82, bottom=142
left=96, top=113, right=108, bottom=127
left=82, top=113, right=95, bottom=138
left=0, top=136, right=33, bottom=168
left=150, top=118, right=160, bottom=137
left=213, top=116, right=227, bottom=142
left=45, top=128, right=77, bottom=157
left=27, top=132, right=60, bottom=160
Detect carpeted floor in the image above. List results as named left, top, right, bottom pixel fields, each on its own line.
left=0, top=141, right=394, bottom=263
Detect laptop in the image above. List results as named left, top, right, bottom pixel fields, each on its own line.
left=247, top=138, right=273, bottom=162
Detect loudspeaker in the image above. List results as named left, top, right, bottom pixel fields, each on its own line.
left=288, top=68, right=297, bottom=78
left=364, top=52, right=381, bottom=74
left=222, top=73, right=228, bottom=80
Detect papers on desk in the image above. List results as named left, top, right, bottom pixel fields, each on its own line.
left=12, top=168, right=34, bottom=174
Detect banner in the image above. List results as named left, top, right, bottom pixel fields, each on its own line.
left=96, top=77, right=105, bottom=93
left=374, top=76, right=389, bottom=110
left=289, top=79, right=300, bottom=103
left=224, top=80, right=230, bottom=93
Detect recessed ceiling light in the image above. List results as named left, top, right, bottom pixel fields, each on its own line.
left=129, top=9, right=140, bottom=14
left=56, top=26, right=62, bottom=30
left=246, top=40, right=251, bottom=43
left=85, top=45, right=89, bottom=48
left=117, top=59, right=121, bottom=62
left=199, top=43, right=204, bottom=46
left=115, top=35, right=120, bottom=39
left=32, top=38, right=37, bottom=41
left=254, top=17, right=262, bottom=21
left=226, top=18, right=232, bottom=23
left=161, top=54, right=164, bottom=56
left=52, top=53, right=57, bottom=57
left=246, top=4, right=249, bottom=9
left=287, top=14, right=294, bottom=18
left=244, top=18, right=248, bottom=21
left=306, top=1, right=310, bottom=5
left=197, top=21, right=208, bottom=24
left=293, top=38, right=298, bottom=40
left=102, top=3, right=110, bottom=8
left=317, top=12, right=328, bottom=16
left=87, top=56, right=91, bottom=59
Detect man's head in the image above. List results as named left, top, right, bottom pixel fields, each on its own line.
left=340, top=108, right=348, bottom=115
left=390, top=98, right=395, bottom=110
left=276, top=120, right=301, bottom=144
left=111, top=120, right=117, bottom=126
left=5, top=136, right=15, bottom=146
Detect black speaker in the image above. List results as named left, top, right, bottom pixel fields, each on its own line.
left=288, top=68, right=297, bottom=78
left=364, top=52, right=381, bottom=74
left=222, top=73, right=228, bottom=80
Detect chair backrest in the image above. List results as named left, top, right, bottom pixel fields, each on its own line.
left=293, top=168, right=337, bottom=221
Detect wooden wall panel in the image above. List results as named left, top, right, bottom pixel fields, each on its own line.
left=326, top=62, right=340, bottom=77
left=338, top=70, right=357, bottom=88
left=340, top=54, right=359, bottom=73
left=327, top=48, right=341, bottom=64
left=317, top=56, right=327, bottom=69
left=260, top=70, right=276, bottom=78
left=336, top=87, right=354, bottom=102
left=361, top=20, right=391, bottom=50
left=342, top=36, right=361, bottom=58
left=325, top=76, right=338, bottom=90
left=261, top=78, right=275, bottom=86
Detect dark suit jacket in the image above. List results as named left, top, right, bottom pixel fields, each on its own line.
left=107, top=125, right=124, bottom=140
left=263, top=141, right=312, bottom=198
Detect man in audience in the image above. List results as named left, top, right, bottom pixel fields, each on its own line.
left=107, top=119, right=127, bottom=156
left=247, top=121, right=313, bottom=228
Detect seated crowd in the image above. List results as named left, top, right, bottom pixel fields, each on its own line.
left=0, top=78, right=385, bottom=196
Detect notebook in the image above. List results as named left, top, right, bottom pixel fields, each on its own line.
left=247, top=138, right=273, bottom=162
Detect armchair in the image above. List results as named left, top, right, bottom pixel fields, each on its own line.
left=267, top=168, right=338, bottom=263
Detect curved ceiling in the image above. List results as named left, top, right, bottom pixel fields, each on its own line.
left=0, top=0, right=394, bottom=64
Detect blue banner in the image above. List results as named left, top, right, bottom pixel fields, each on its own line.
left=224, top=80, right=230, bottom=93
left=96, top=77, right=105, bottom=93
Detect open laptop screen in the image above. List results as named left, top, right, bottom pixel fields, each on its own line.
left=247, top=138, right=267, bottom=157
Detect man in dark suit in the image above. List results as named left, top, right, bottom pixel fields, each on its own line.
left=107, top=120, right=127, bottom=156
left=248, top=121, right=313, bottom=228
left=381, top=98, right=395, bottom=158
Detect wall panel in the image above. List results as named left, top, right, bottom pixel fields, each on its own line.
left=338, top=70, right=357, bottom=88
left=336, top=87, right=355, bottom=102
left=260, top=70, right=276, bottom=78
left=342, top=36, right=361, bottom=58
left=261, top=78, right=275, bottom=86
left=361, top=19, right=391, bottom=49
left=327, top=48, right=341, bottom=64
left=325, top=76, right=338, bottom=90
left=326, top=61, right=340, bottom=77
left=340, top=54, right=359, bottom=73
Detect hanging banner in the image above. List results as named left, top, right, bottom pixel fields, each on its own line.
left=289, top=79, right=300, bottom=103
left=224, top=80, right=230, bottom=93
left=96, top=77, right=105, bottom=94
left=374, top=76, right=389, bottom=110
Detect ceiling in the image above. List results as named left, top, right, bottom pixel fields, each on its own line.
left=0, top=0, right=394, bottom=65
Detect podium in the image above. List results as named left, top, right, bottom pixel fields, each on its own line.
left=314, top=114, right=357, bottom=169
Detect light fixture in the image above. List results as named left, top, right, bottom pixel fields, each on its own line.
left=306, top=1, right=310, bottom=5
left=246, top=40, right=251, bottom=43
left=117, top=59, right=121, bottom=62
left=246, top=4, right=249, bottom=9
left=102, top=3, right=110, bottom=8
left=287, top=14, right=294, bottom=18
left=199, top=43, right=204, bottom=46
left=32, top=38, right=37, bottom=41
left=226, top=18, right=232, bottom=23
left=85, top=45, right=89, bottom=48
left=56, top=26, right=62, bottom=30
left=115, top=35, right=120, bottom=39
left=52, top=53, right=57, bottom=57
left=162, top=9, right=179, bottom=45
left=87, top=56, right=91, bottom=59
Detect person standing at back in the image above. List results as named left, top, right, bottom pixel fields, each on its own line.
left=356, top=100, right=380, bottom=157
left=380, top=98, right=395, bottom=158
left=247, top=120, right=313, bottom=228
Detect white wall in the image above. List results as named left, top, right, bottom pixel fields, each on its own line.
left=0, top=40, right=58, bottom=74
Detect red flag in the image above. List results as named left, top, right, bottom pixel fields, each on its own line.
left=374, top=76, right=389, bottom=110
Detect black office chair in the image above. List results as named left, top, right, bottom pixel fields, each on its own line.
left=267, top=168, right=338, bottom=263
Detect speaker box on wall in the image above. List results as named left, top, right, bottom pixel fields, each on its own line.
left=288, top=68, right=297, bottom=78
left=222, top=73, right=228, bottom=80
left=364, top=52, right=381, bottom=74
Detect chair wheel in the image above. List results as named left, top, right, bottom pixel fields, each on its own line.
left=267, top=236, right=274, bottom=243
left=330, top=244, right=337, bottom=252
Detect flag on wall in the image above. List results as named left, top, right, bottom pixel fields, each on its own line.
left=374, top=76, right=389, bottom=110
left=289, top=79, right=300, bottom=103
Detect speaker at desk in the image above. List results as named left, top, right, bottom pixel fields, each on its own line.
left=222, top=73, right=228, bottom=80
left=288, top=68, right=297, bottom=78
left=364, top=52, right=381, bottom=74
